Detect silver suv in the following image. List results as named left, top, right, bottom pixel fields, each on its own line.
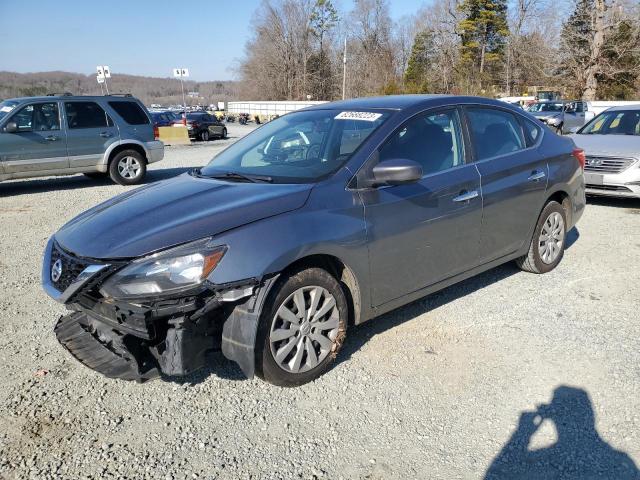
left=0, top=94, right=164, bottom=185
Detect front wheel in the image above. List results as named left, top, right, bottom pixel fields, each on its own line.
left=200, top=129, right=210, bottom=141
left=516, top=201, right=567, bottom=274
left=220, top=127, right=227, bottom=139
left=255, top=267, right=348, bottom=387
left=109, top=150, right=146, bottom=185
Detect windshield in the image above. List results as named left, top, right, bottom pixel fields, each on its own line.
left=527, top=102, right=564, bottom=113
left=199, top=109, right=390, bottom=183
left=0, top=100, right=19, bottom=122
left=579, top=110, right=640, bottom=135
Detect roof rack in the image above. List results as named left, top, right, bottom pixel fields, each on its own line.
left=46, top=92, right=73, bottom=96
left=107, top=93, right=133, bottom=97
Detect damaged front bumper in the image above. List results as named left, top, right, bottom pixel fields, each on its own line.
left=43, top=237, right=268, bottom=382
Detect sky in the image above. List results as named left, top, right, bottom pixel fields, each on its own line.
left=0, top=0, right=428, bottom=82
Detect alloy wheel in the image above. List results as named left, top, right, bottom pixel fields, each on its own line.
left=538, top=211, right=565, bottom=264
left=269, top=286, right=340, bottom=374
left=117, top=156, right=142, bottom=179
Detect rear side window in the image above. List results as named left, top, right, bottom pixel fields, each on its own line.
left=522, top=118, right=542, bottom=147
left=108, top=101, right=150, bottom=125
left=65, top=102, right=113, bottom=129
left=466, top=108, right=525, bottom=161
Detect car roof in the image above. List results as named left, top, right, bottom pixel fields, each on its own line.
left=604, top=104, right=640, bottom=112
left=5, top=95, right=140, bottom=103
left=302, top=95, right=526, bottom=112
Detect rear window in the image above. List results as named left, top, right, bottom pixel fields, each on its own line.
left=108, top=101, right=150, bottom=125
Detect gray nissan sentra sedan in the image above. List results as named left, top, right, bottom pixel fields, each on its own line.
left=42, top=95, right=586, bottom=386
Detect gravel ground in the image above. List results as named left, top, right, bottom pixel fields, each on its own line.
left=0, top=123, right=639, bottom=479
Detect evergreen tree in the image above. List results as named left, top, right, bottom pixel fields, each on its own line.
left=557, top=0, right=593, bottom=96
left=404, top=31, right=434, bottom=93
left=597, top=21, right=640, bottom=100
left=457, top=0, right=509, bottom=90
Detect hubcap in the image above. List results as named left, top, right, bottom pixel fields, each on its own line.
left=117, top=156, right=141, bottom=179
left=538, top=211, right=565, bottom=264
left=269, top=286, right=340, bottom=374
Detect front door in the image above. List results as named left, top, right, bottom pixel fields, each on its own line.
left=64, top=101, right=119, bottom=168
left=0, top=101, right=68, bottom=174
left=563, top=101, right=586, bottom=133
left=361, top=108, right=483, bottom=307
left=464, top=106, right=549, bottom=263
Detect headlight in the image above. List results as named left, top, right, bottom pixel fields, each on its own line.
left=546, top=115, right=561, bottom=125
left=99, top=238, right=226, bottom=300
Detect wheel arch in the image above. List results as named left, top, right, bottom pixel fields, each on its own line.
left=276, top=253, right=362, bottom=327
left=105, top=142, right=148, bottom=167
left=545, top=189, right=572, bottom=227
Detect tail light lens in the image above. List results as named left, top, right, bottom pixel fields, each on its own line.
left=153, top=125, right=159, bottom=140
left=572, top=148, right=586, bottom=169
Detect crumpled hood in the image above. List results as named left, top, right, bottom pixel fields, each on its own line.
left=567, top=134, right=640, bottom=158
left=55, top=173, right=313, bottom=259
left=530, top=111, right=560, bottom=121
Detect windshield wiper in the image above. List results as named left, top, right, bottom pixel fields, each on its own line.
left=192, top=168, right=273, bottom=183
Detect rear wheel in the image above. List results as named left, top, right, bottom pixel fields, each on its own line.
left=109, top=150, right=146, bottom=185
left=256, top=267, right=348, bottom=387
left=516, top=201, right=566, bottom=274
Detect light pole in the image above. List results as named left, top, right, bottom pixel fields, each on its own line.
left=342, top=37, right=347, bottom=100
left=173, top=68, right=190, bottom=125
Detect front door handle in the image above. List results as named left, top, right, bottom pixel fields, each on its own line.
left=453, top=190, right=479, bottom=202
left=99, top=132, right=112, bottom=138
left=45, top=135, right=58, bottom=141
left=528, top=171, right=546, bottom=182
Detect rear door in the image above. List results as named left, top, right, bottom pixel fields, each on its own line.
left=0, top=101, right=68, bottom=174
left=362, top=107, right=483, bottom=307
left=465, top=106, right=548, bottom=263
left=65, top=101, right=119, bottom=169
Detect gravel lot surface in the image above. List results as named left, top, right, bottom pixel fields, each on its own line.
left=1, top=123, right=639, bottom=479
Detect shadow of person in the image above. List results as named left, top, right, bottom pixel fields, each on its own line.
left=485, top=386, right=639, bottom=479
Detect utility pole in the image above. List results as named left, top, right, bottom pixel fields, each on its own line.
left=342, top=37, right=347, bottom=100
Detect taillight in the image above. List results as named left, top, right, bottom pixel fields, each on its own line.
left=153, top=125, right=159, bottom=140
left=572, top=148, right=586, bottom=169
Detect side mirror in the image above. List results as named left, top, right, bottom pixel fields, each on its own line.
left=372, top=158, right=423, bottom=186
left=4, top=121, right=18, bottom=133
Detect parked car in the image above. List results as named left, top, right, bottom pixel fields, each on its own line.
left=150, top=111, right=174, bottom=127
left=568, top=106, right=640, bottom=198
left=43, top=95, right=585, bottom=386
left=526, top=100, right=589, bottom=134
left=173, top=112, right=227, bottom=141
left=0, top=94, right=164, bottom=185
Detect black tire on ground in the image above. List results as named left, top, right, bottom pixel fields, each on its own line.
left=108, top=149, right=147, bottom=186
left=516, top=200, right=567, bottom=274
left=200, top=129, right=210, bottom=141
left=555, top=124, right=563, bottom=135
left=220, top=127, right=227, bottom=139
left=83, top=172, right=109, bottom=180
left=255, top=267, right=348, bottom=387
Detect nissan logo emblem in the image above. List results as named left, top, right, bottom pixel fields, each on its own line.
left=51, top=259, right=63, bottom=283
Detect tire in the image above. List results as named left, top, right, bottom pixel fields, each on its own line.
left=200, top=129, right=210, bottom=141
left=516, top=201, right=567, bottom=274
left=83, top=172, right=108, bottom=180
left=109, top=150, right=146, bottom=185
left=220, top=127, right=227, bottom=139
left=555, top=124, right=563, bottom=135
left=255, top=267, right=348, bottom=387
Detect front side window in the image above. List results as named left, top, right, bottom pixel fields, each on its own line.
left=580, top=110, right=640, bottom=136
left=466, top=107, right=525, bottom=161
left=379, top=109, right=464, bottom=176
left=65, top=102, right=112, bottom=129
left=200, top=109, right=389, bottom=183
left=8, top=103, right=60, bottom=132
left=0, top=100, right=19, bottom=122
left=109, top=101, right=150, bottom=125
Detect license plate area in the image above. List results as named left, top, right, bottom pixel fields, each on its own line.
left=584, top=172, right=603, bottom=185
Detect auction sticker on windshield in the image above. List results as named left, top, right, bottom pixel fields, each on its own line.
left=335, top=111, right=382, bottom=122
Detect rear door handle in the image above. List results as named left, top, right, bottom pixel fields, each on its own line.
left=528, top=171, right=546, bottom=182
left=99, top=132, right=112, bottom=138
left=453, top=190, right=479, bottom=202
left=45, top=135, right=58, bottom=141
